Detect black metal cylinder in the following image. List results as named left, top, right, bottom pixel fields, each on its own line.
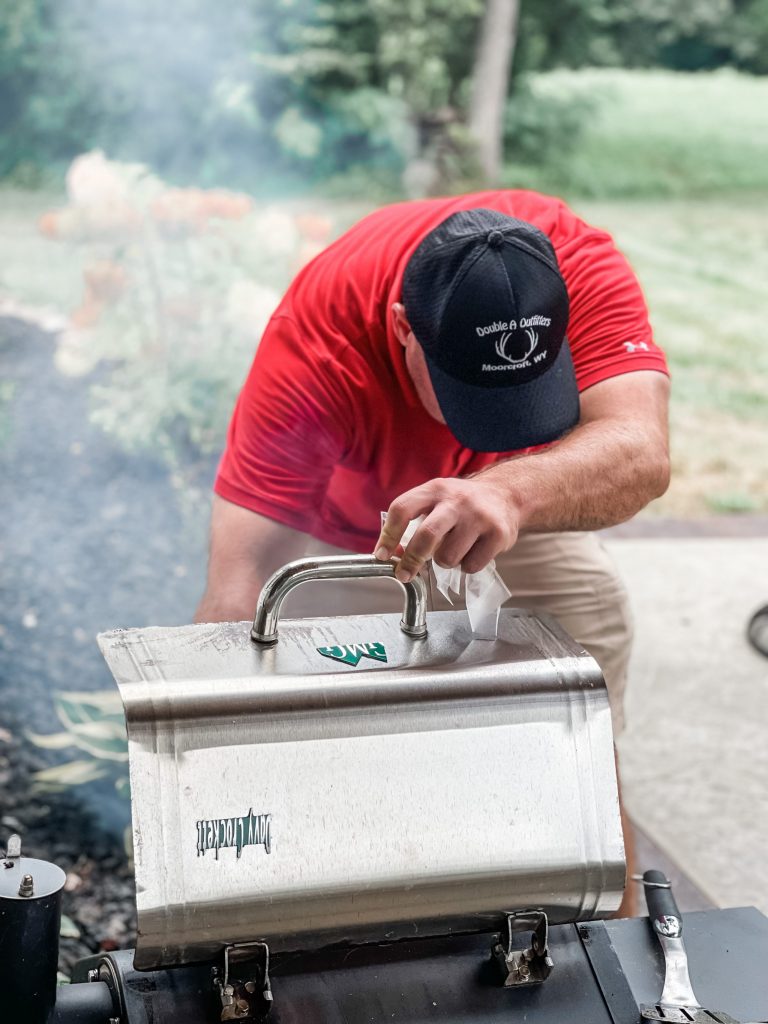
left=0, top=845, right=66, bottom=1024
left=52, top=981, right=116, bottom=1024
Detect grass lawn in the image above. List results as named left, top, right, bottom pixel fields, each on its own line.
left=504, top=68, right=768, bottom=198
left=576, top=197, right=768, bottom=517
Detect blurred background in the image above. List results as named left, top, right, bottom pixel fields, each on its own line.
left=1, top=0, right=766, bottom=978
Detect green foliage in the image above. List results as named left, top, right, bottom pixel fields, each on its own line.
left=27, top=689, right=128, bottom=794
left=4, top=0, right=768, bottom=191
left=0, top=0, right=88, bottom=177
left=729, top=0, right=768, bottom=73
left=28, top=687, right=134, bottom=857
left=274, top=107, right=324, bottom=160
left=503, top=75, right=598, bottom=166
left=60, top=915, right=80, bottom=939
left=0, top=0, right=485, bottom=189
left=247, top=0, right=484, bottom=184
left=517, top=0, right=768, bottom=73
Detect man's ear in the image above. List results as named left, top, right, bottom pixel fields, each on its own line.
left=390, top=302, right=411, bottom=348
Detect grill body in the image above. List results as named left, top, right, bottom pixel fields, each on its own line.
left=99, top=606, right=625, bottom=970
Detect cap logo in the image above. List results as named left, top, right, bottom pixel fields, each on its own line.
left=496, top=326, right=537, bottom=365
left=478, top=314, right=552, bottom=373
left=476, top=319, right=513, bottom=338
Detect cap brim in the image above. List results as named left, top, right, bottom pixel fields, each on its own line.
left=424, top=342, right=580, bottom=452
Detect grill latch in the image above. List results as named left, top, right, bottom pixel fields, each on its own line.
left=493, top=910, right=554, bottom=986
left=213, top=941, right=273, bottom=1021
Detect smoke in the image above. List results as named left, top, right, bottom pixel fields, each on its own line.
left=4, top=1, right=344, bottom=847
left=54, top=0, right=271, bottom=190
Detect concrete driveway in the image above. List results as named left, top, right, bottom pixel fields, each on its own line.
left=606, top=532, right=768, bottom=914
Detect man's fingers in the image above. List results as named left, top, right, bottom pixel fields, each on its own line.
left=374, top=476, right=516, bottom=581
left=461, top=534, right=503, bottom=575
left=395, top=506, right=458, bottom=582
left=433, top=522, right=478, bottom=570
left=374, top=519, right=406, bottom=561
left=373, top=483, right=443, bottom=560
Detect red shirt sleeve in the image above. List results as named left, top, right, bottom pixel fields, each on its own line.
left=214, top=313, right=353, bottom=534
left=558, top=225, right=669, bottom=390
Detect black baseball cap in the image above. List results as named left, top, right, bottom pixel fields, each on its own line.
left=402, top=208, right=579, bottom=452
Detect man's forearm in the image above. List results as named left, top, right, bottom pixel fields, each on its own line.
left=375, top=372, right=670, bottom=581
left=478, top=416, right=670, bottom=534
left=195, top=497, right=311, bottom=623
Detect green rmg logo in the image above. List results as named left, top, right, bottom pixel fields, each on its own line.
left=316, top=642, right=387, bottom=667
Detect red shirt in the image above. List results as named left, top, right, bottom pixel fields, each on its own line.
left=215, top=190, right=668, bottom=551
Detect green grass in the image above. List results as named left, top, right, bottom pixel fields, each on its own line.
left=576, top=197, right=768, bottom=516
left=504, top=68, right=768, bottom=198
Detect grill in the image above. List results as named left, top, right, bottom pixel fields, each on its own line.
left=3, top=556, right=766, bottom=1024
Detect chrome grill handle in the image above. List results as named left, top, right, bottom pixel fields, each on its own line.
left=251, top=555, right=428, bottom=645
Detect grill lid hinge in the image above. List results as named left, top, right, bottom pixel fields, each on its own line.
left=492, top=909, right=554, bottom=987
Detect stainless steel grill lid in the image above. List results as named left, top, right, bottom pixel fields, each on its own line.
left=98, top=556, right=625, bottom=971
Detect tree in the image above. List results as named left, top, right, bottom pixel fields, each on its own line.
left=468, top=0, right=521, bottom=184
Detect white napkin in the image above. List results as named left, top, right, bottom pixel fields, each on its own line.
left=381, top=513, right=511, bottom=640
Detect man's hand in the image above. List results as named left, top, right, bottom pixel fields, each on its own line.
left=375, top=371, right=670, bottom=583
left=375, top=476, right=519, bottom=583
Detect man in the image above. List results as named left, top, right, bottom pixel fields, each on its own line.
left=196, top=191, right=670, bottom=912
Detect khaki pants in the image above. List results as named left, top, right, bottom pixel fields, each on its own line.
left=282, top=531, right=633, bottom=735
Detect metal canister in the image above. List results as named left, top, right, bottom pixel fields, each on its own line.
left=0, top=834, right=66, bottom=1024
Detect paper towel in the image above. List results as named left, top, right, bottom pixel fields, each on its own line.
left=381, top=513, right=511, bottom=639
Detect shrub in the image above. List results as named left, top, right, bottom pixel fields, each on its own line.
left=43, top=154, right=331, bottom=467
left=503, top=75, right=599, bottom=168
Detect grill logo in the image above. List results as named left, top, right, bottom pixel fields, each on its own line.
left=196, top=809, right=272, bottom=859
left=316, top=642, right=388, bottom=667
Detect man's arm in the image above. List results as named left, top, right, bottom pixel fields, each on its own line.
left=195, top=496, right=310, bottom=623
left=375, top=371, right=670, bottom=583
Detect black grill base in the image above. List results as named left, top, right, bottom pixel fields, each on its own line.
left=65, top=907, right=768, bottom=1024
